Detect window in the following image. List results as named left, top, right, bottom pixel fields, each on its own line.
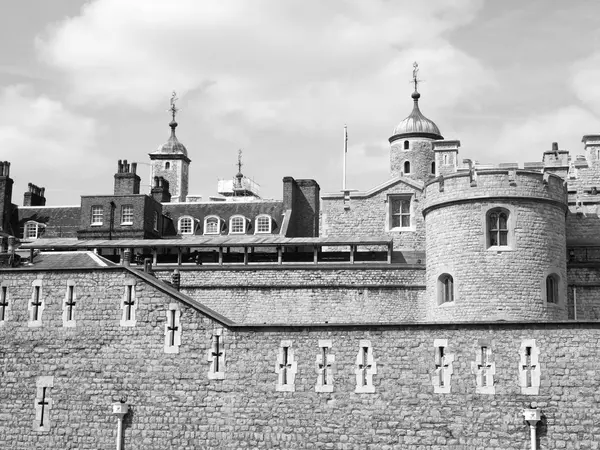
left=229, top=216, right=246, bottom=234
left=91, top=206, right=103, bottom=225
left=545, top=273, right=559, bottom=303
left=438, top=274, right=454, bottom=304
left=153, top=211, right=159, bottom=231
left=255, top=215, right=271, bottom=233
left=389, top=196, right=411, bottom=229
left=165, top=161, right=170, bottom=170
left=431, top=161, right=436, bottom=175
left=178, top=216, right=194, bottom=235
left=488, top=209, right=509, bottom=247
left=355, top=340, right=377, bottom=393
left=24, top=221, right=43, bottom=239
left=204, top=216, right=221, bottom=235
left=403, top=140, right=409, bottom=150
left=121, top=205, right=133, bottom=225
left=276, top=340, right=297, bottom=392
left=404, top=161, right=411, bottom=174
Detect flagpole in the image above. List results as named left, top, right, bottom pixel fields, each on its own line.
left=343, top=124, right=347, bottom=190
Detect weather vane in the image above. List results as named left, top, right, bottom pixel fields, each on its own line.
left=168, top=91, right=179, bottom=121
left=412, top=62, right=420, bottom=92
left=237, top=149, right=243, bottom=174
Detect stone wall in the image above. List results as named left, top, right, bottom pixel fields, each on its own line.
left=424, top=170, right=568, bottom=322
left=1, top=267, right=600, bottom=449
left=390, top=139, right=435, bottom=181
left=321, top=180, right=426, bottom=250
left=154, top=266, right=426, bottom=324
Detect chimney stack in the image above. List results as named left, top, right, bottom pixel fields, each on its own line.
left=114, top=159, right=141, bottom=195
left=151, top=176, right=171, bottom=203
left=23, top=182, right=46, bottom=206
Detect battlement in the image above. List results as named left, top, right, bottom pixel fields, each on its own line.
left=424, top=168, right=567, bottom=214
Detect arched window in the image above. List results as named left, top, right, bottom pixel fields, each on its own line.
left=546, top=274, right=559, bottom=303
left=229, top=215, right=247, bottom=234
left=438, top=274, right=454, bottom=304
left=404, top=161, right=411, bottom=174
left=443, top=154, right=448, bottom=165
left=255, top=215, right=272, bottom=233
left=178, top=216, right=194, bottom=235
left=24, top=221, right=44, bottom=240
left=204, top=216, right=221, bottom=235
left=488, top=209, right=509, bottom=247
left=431, top=161, right=436, bottom=175
left=165, top=162, right=171, bottom=170
left=403, top=140, right=409, bottom=150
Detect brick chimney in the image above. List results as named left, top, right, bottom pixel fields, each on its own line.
left=282, top=177, right=320, bottom=237
left=23, top=183, right=46, bottom=206
left=151, top=176, right=171, bottom=203
left=0, top=161, right=14, bottom=233
left=114, top=160, right=140, bottom=195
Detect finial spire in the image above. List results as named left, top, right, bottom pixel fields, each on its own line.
left=169, top=91, right=179, bottom=122
left=237, top=149, right=243, bottom=176
left=412, top=62, right=419, bottom=92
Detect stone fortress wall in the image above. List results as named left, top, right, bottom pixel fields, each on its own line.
left=1, top=267, right=600, bottom=449
left=424, top=169, right=569, bottom=322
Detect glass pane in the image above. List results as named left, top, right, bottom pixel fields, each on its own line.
left=401, top=200, right=410, bottom=214
left=391, top=199, right=400, bottom=214
left=489, top=213, right=498, bottom=230
left=499, top=231, right=508, bottom=246
left=401, top=215, right=410, bottom=227
left=499, top=213, right=508, bottom=230
left=490, top=233, right=498, bottom=246
left=392, top=216, right=400, bottom=228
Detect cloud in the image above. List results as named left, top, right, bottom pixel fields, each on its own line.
left=482, top=106, right=599, bottom=165
left=0, top=85, right=103, bottom=204
left=570, top=52, right=600, bottom=116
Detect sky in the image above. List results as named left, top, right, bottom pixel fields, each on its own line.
left=1, top=0, right=600, bottom=205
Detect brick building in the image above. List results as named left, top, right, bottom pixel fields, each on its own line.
left=1, top=79, right=600, bottom=448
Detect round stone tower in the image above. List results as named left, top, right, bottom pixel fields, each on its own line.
left=423, top=169, right=568, bottom=322
left=389, top=68, right=443, bottom=182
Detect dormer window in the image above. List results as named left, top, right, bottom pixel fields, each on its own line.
left=229, top=215, right=248, bottom=234
left=204, top=216, right=222, bottom=235
left=24, top=221, right=44, bottom=240
left=255, top=215, right=272, bottom=234
left=178, top=216, right=194, bottom=235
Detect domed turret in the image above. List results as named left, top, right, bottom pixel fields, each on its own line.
left=154, top=120, right=188, bottom=157
left=390, top=91, right=442, bottom=141
left=148, top=92, right=191, bottom=203
left=389, top=63, right=442, bottom=181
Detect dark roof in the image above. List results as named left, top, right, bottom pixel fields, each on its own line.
left=163, top=200, right=286, bottom=235
left=18, top=206, right=81, bottom=239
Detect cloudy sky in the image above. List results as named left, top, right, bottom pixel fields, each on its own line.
left=1, top=0, right=599, bottom=205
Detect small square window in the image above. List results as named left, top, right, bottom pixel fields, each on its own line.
left=24, top=222, right=42, bottom=239
left=178, top=217, right=194, bottom=235
left=91, top=206, right=103, bottom=225
left=121, top=205, right=133, bottom=225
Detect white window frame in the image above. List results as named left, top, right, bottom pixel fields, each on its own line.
left=386, top=195, right=413, bottom=231
left=229, top=215, right=247, bottom=234
left=204, top=216, right=221, bottom=235
left=121, top=205, right=133, bottom=225
left=178, top=216, right=194, bottom=235
left=255, top=215, right=272, bottom=234
left=24, top=221, right=44, bottom=240
left=153, top=211, right=159, bottom=232
left=91, top=205, right=103, bottom=226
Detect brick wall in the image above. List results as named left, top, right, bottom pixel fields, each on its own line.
left=1, top=268, right=600, bottom=449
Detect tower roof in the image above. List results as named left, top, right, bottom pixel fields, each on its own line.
left=153, top=120, right=188, bottom=157
left=390, top=63, right=443, bottom=142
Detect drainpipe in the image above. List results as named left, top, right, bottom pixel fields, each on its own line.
left=112, top=401, right=129, bottom=450
left=523, top=408, right=541, bottom=450
left=573, top=286, right=577, bottom=320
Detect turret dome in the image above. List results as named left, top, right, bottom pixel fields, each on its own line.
left=390, top=91, right=443, bottom=142
left=154, top=120, right=188, bottom=157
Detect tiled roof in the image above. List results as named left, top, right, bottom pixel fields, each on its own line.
left=18, top=206, right=81, bottom=239
left=163, top=200, right=286, bottom=235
